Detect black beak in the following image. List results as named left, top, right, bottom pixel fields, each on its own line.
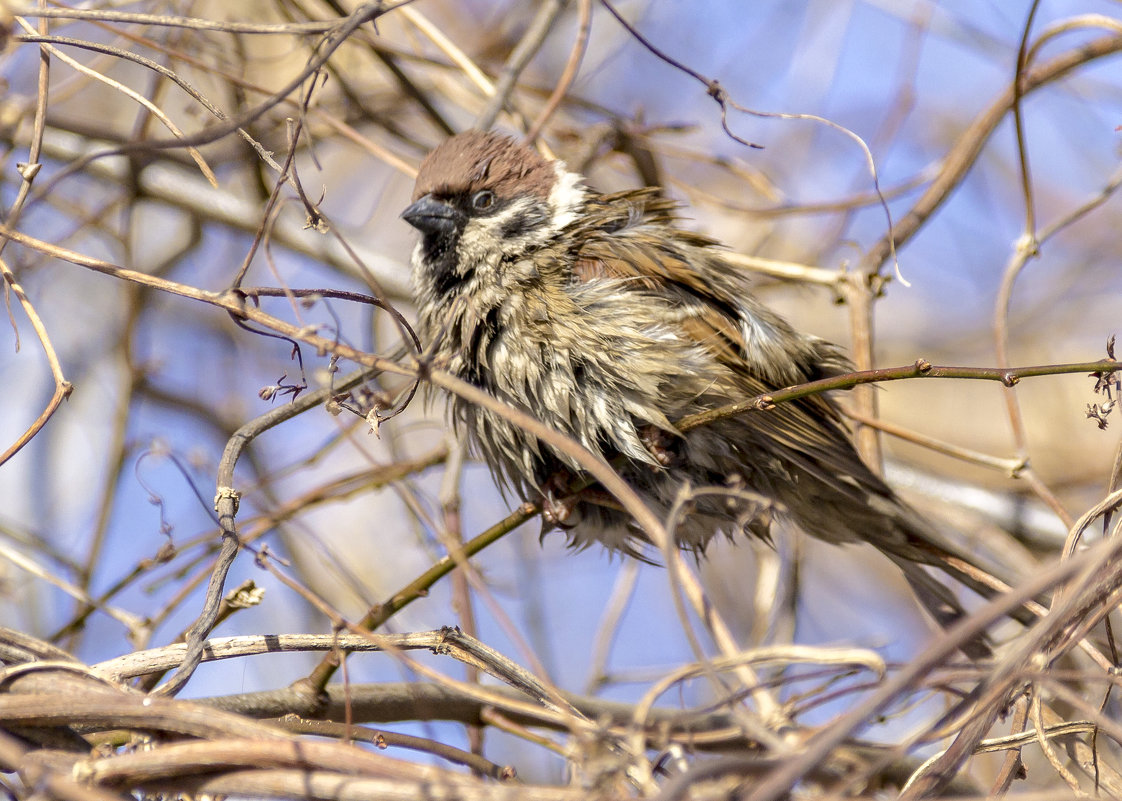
left=401, top=194, right=462, bottom=235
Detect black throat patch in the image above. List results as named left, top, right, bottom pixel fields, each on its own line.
left=421, top=226, right=472, bottom=297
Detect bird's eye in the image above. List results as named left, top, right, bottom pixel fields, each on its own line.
left=471, top=190, right=495, bottom=211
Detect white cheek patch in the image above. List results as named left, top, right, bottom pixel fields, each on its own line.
left=458, top=218, right=491, bottom=252
left=467, top=197, right=552, bottom=256
left=445, top=166, right=587, bottom=292
left=489, top=198, right=538, bottom=236
left=460, top=163, right=584, bottom=256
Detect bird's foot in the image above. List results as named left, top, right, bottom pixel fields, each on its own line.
left=540, top=472, right=626, bottom=528
left=640, top=425, right=680, bottom=469
left=540, top=471, right=581, bottom=528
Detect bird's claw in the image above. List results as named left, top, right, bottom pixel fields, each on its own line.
left=640, top=425, right=679, bottom=469
left=540, top=471, right=580, bottom=528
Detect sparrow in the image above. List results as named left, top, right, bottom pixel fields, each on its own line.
left=401, top=130, right=1012, bottom=652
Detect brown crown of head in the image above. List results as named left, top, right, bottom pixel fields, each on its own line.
left=411, top=131, right=557, bottom=203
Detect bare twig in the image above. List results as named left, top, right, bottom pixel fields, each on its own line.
left=476, top=0, right=570, bottom=130
left=679, top=357, right=1117, bottom=433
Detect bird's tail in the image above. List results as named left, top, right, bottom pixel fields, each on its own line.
left=777, top=462, right=1036, bottom=658
left=866, top=497, right=1039, bottom=659
left=888, top=554, right=995, bottom=659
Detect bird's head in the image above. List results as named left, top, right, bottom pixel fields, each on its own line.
left=402, top=131, right=585, bottom=298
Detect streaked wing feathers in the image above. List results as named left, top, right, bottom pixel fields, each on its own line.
left=569, top=188, right=890, bottom=520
